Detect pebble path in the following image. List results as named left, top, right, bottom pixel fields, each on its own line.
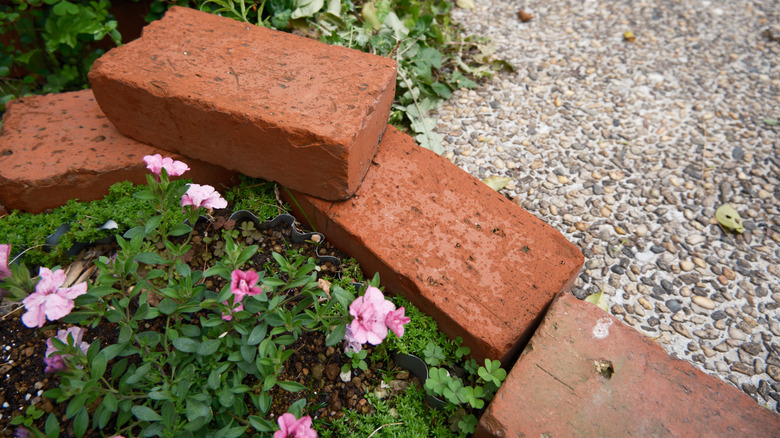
left=436, top=0, right=780, bottom=411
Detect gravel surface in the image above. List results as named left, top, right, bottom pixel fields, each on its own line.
left=436, top=0, right=780, bottom=411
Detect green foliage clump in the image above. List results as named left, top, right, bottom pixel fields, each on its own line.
left=0, top=0, right=121, bottom=114
left=223, top=175, right=285, bottom=220
left=320, top=384, right=455, bottom=438
left=0, top=180, right=177, bottom=267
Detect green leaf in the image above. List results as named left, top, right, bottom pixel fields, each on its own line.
left=168, top=223, right=193, bottom=237
left=218, top=387, right=235, bottom=408
left=325, top=323, right=347, bottom=347
left=44, top=413, right=59, bottom=438
left=73, top=407, right=88, bottom=438
left=248, top=324, right=268, bottom=345
left=145, top=215, right=163, bottom=235
left=102, top=393, right=118, bottom=412
left=135, top=252, right=169, bottom=265
left=173, top=337, right=199, bottom=353
left=131, top=405, right=163, bottom=422
left=198, top=339, right=221, bottom=356
left=158, top=298, right=179, bottom=315
left=217, top=425, right=247, bottom=438
left=91, top=352, right=107, bottom=378
left=276, top=381, right=305, bottom=392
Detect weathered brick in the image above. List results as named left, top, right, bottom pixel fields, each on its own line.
left=0, top=90, right=237, bottom=213
left=284, top=126, right=584, bottom=365
left=89, top=6, right=396, bottom=201
left=476, top=292, right=780, bottom=437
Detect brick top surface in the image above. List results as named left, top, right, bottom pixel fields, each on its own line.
left=477, top=292, right=780, bottom=437
left=0, top=90, right=157, bottom=180
left=89, top=6, right=397, bottom=148
left=288, top=126, right=584, bottom=363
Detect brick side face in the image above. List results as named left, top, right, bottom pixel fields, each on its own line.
left=0, top=90, right=236, bottom=213
left=284, top=126, right=584, bottom=365
left=476, top=292, right=780, bottom=437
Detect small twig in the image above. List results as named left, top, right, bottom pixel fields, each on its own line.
left=1, top=305, right=24, bottom=321
left=367, top=422, right=403, bottom=438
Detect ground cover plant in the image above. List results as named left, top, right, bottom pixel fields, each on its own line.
left=0, top=0, right=509, bottom=152
left=0, top=156, right=505, bottom=437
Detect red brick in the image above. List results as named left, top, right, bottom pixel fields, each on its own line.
left=284, top=126, right=584, bottom=365
left=476, top=292, right=780, bottom=437
left=89, top=6, right=396, bottom=201
left=0, top=90, right=237, bottom=213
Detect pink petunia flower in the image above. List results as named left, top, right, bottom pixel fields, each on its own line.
left=45, top=327, right=89, bottom=358
left=143, top=154, right=190, bottom=177
left=349, top=286, right=396, bottom=345
left=0, top=244, right=11, bottom=279
left=180, top=184, right=227, bottom=212
left=274, top=413, right=317, bottom=438
left=43, top=354, right=67, bottom=373
left=385, top=307, right=411, bottom=338
left=21, top=268, right=87, bottom=328
left=221, top=270, right=263, bottom=320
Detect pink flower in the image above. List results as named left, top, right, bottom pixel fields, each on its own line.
left=349, top=287, right=395, bottom=345
left=43, top=354, right=67, bottom=373
left=222, top=270, right=263, bottom=320
left=21, top=267, right=87, bottom=328
left=143, top=154, right=189, bottom=177
left=181, top=184, right=227, bottom=211
left=45, top=327, right=89, bottom=358
left=385, top=307, right=411, bottom=338
left=274, top=413, right=317, bottom=438
left=0, top=244, right=10, bottom=279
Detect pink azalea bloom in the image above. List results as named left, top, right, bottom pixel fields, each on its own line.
left=21, top=267, right=88, bottom=328
left=43, top=354, right=67, bottom=373
left=0, top=244, right=11, bottom=279
left=143, top=154, right=189, bottom=177
left=274, top=413, right=317, bottom=438
left=349, top=286, right=395, bottom=345
left=45, top=327, right=89, bottom=358
left=180, top=184, right=227, bottom=211
left=385, top=307, right=411, bottom=338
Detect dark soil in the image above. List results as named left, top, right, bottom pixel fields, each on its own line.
left=0, top=209, right=412, bottom=436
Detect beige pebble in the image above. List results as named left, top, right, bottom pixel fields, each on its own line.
left=575, top=222, right=590, bottom=231
left=461, top=149, right=472, bottom=156
left=600, top=207, right=612, bottom=218
left=609, top=170, right=625, bottom=180
left=692, top=295, right=716, bottom=310
left=635, top=224, right=649, bottom=237
left=493, top=159, right=506, bottom=169
left=549, top=205, right=559, bottom=216
left=722, top=267, right=736, bottom=280
left=717, top=275, right=729, bottom=285
left=558, top=175, right=569, bottom=184
left=680, top=260, right=695, bottom=272
left=638, top=297, right=652, bottom=310
left=670, top=176, right=681, bottom=187
left=615, top=226, right=626, bottom=235
left=531, top=160, right=544, bottom=170
left=692, top=257, right=707, bottom=269
left=592, top=171, right=603, bottom=179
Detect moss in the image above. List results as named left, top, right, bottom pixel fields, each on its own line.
left=223, top=175, right=287, bottom=221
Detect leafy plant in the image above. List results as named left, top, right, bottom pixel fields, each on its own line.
left=0, top=0, right=121, bottom=116
left=1, top=154, right=410, bottom=437
left=342, top=348, right=369, bottom=374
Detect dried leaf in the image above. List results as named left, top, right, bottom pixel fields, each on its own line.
left=762, top=117, right=779, bottom=126
left=456, top=0, right=475, bottom=9
left=623, top=31, right=636, bottom=42
left=517, top=9, right=533, bottom=22
left=715, top=204, right=744, bottom=233
left=481, top=176, right=512, bottom=191
left=584, top=290, right=608, bottom=311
